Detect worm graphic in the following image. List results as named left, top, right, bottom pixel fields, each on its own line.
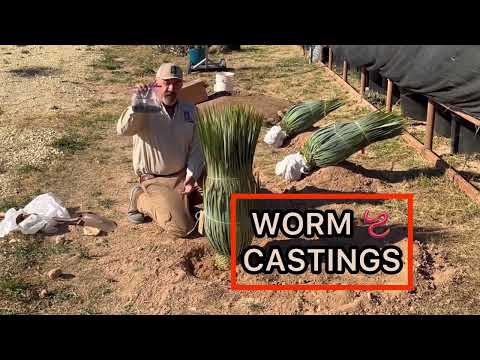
left=363, top=210, right=390, bottom=239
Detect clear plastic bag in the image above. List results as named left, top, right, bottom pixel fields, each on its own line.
left=0, top=208, right=24, bottom=238
left=132, top=87, right=161, bottom=113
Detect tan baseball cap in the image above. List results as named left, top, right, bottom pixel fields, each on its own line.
left=156, top=63, right=183, bottom=80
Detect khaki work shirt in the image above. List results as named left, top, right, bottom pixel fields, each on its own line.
left=116, top=100, right=205, bottom=181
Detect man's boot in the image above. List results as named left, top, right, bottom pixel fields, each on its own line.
left=128, top=184, right=146, bottom=224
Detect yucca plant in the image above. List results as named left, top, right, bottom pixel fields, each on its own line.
left=197, top=105, right=263, bottom=267
left=281, top=99, right=344, bottom=136
left=301, top=110, right=405, bottom=169
left=264, top=99, right=343, bottom=148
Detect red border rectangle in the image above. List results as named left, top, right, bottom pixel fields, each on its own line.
left=230, top=193, right=414, bottom=291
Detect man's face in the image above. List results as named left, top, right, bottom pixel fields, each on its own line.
left=155, top=78, right=183, bottom=106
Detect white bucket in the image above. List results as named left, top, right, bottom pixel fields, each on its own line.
left=214, top=72, right=234, bottom=93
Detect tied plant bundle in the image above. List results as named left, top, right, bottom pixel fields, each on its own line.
left=276, top=110, right=405, bottom=181
left=197, top=105, right=263, bottom=268
left=264, top=99, right=343, bottom=148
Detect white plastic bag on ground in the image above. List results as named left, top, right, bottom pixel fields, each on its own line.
left=0, top=192, right=70, bottom=238
left=0, top=208, right=24, bottom=238
left=23, top=193, right=70, bottom=219
left=18, top=214, right=50, bottom=235
left=275, top=152, right=309, bottom=181
left=264, top=125, right=287, bottom=148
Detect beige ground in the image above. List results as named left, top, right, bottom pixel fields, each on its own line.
left=1, top=45, right=479, bottom=315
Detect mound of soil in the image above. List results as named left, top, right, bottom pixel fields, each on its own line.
left=286, top=165, right=382, bottom=193
left=197, top=95, right=292, bottom=121
left=286, top=131, right=315, bottom=150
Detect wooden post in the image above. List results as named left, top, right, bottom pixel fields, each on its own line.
left=360, top=65, right=366, bottom=97
left=386, top=79, right=393, bottom=112
left=205, top=46, right=209, bottom=70
left=451, top=114, right=460, bottom=154
left=424, top=100, right=436, bottom=150
left=359, top=65, right=367, bottom=154
left=342, top=60, right=348, bottom=82
left=328, top=48, right=333, bottom=70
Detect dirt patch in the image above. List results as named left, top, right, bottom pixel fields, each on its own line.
left=197, top=95, right=292, bottom=121
left=8, top=66, right=61, bottom=78
left=293, top=165, right=383, bottom=193
left=180, top=245, right=225, bottom=280
left=256, top=161, right=384, bottom=195
left=286, top=131, right=315, bottom=150
left=414, top=241, right=461, bottom=290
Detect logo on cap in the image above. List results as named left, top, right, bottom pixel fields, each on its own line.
left=171, top=66, right=179, bottom=75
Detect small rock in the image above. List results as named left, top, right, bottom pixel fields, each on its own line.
left=83, top=226, right=101, bottom=236
left=47, top=268, right=63, bottom=280
left=55, top=235, right=66, bottom=245
left=39, top=289, right=49, bottom=298
left=50, top=105, right=60, bottom=110
left=137, top=247, right=144, bottom=251
left=277, top=110, right=284, bottom=118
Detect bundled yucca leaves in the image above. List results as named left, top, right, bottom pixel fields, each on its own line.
left=301, top=110, right=405, bottom=169
left=264, top=99, right=343, bottom=148
left=198, top=105, right=263, bottom=265
left=280, top=98, right=344, bottom=137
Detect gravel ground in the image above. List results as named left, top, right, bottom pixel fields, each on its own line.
left=0, top=45, right=101, bottom=121
left=0, top=127, right=64, bottom=199
left=0, top=45, right=103, bottom=201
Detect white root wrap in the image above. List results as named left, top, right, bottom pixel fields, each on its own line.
left=275, top=152, right=309, bottom=181
left=263, top=125, right=287, bottom=148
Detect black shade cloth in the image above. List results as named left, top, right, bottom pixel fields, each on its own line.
left=330, top=45, right=480, bottom=120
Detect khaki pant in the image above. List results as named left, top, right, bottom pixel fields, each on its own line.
left=136, top=169, right=204, bottom=237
